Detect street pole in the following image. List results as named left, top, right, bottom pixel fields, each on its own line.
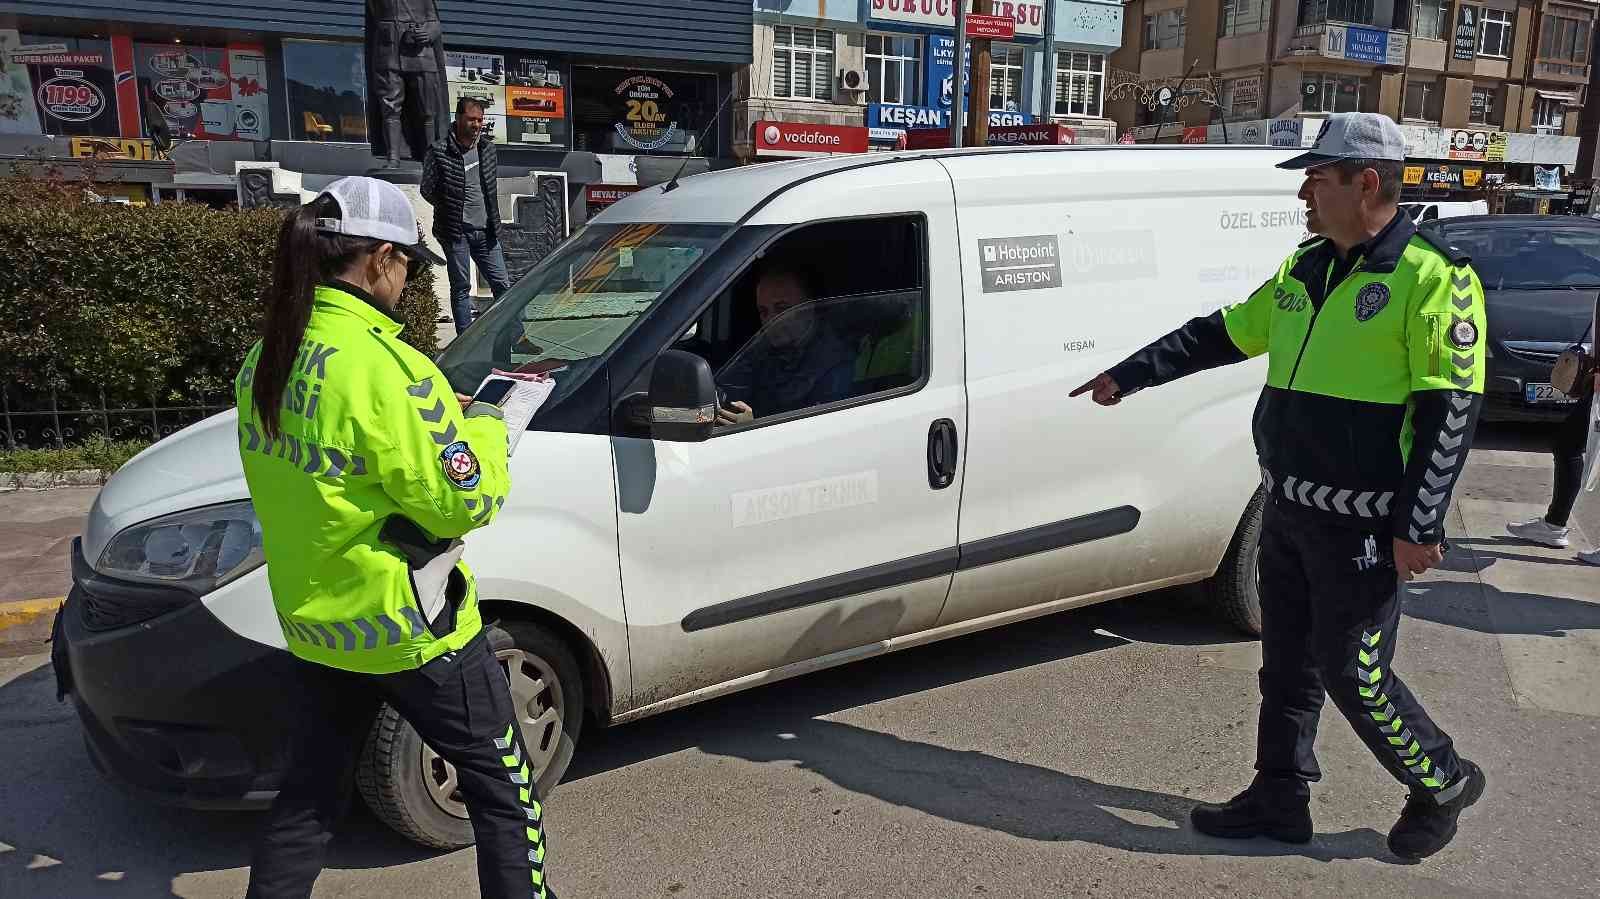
left=950, top=0, right=968, bottom=148
left=965, top=0, right=994, bottom=148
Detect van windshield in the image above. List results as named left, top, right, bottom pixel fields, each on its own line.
left=436, top=223, right=728, bottom=405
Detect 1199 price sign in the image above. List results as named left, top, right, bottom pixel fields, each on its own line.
left=38, top=75, right=105, bottom=122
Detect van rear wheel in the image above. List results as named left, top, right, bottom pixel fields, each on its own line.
left=357, top=622, right=584, bottom=850
left=1208, top=488, right=1265, bottom=637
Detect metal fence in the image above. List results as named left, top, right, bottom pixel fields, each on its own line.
left=0, top=386, right=232, bottom=451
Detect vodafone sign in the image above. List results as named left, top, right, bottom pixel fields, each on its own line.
left=869, top=0, right=1046, bottom=38
left=754, top=120, right=870, bottom=158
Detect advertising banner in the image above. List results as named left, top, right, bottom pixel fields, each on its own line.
left=868, top=102, right=1031, bottom=131
left=504, top=54, right=566, bottom=146
left=868, top=0, right=1047, bottom=38
left=9, top=36, right=119, bottom=137
left=1454, top=5, right=1479, bottom=62
left=0, top=30, right=44, bottom=135
left=446, top=51, right=508, bottom=143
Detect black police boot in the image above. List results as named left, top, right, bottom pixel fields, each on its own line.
left=1388, top=759, right=1486, bottom=860
left=1190, top=775, right=1313, bottom=844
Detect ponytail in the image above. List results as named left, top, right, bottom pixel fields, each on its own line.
left=252, top=195, right=375, bottom=438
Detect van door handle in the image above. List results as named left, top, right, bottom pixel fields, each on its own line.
left=927, top=419, right=958, bottom=490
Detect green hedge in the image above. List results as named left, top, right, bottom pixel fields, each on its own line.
left=0, top=169, right=440, bottom=419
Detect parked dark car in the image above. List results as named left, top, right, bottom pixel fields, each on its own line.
left=1420, top=215, right=1600, bottom=422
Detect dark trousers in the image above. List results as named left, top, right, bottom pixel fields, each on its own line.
left=246, top=632, right=551, bottom=899
left=447, top=229, right=511, bottom=335
left=1546, top=390, right=1594, bottom=527
left=1255, top=499, right=1467, bottom=802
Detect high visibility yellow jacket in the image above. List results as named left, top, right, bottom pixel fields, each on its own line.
left=234, top=284, right=510, bottom=674
left=1108, top=212, right=1487, bottom=543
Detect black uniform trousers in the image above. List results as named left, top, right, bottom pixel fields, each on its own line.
left=1255, top=498, right=1467, bottom=803
left=246, top=631, right=552, bottom=899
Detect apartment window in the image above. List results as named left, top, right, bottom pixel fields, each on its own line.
left=990, top=44, right=1025, bottom=112
left=1303, top=71, right=1367, bottom=113
left=1534, top=96, right=1568, bottom=130
left=1412, top=0, right=1451, bottom=40
left=1299, top=0, right=1377, bottom=27
left=1054, top=51, right=1105, bottom=118
left=1469, top=86, right=1496, bottom=124
left=1404, top=78, right=1442, bottom=121
left=1220, top=0, right=1269, bottom=36
left=1143, top=9, right=1187, bottom=50
left=772, top=26, right=834, bottom=101
left=866, top=33, right=919, bottom=106
left=1479, top=9, right=1513, bottom=58
left=1539, top=14, right=1592, bottom=63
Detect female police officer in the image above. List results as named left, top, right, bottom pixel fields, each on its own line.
left=234, top=176, right=551, bottom=898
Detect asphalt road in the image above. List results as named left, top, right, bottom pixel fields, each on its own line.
left=0, top=424, right=1595, bottom=898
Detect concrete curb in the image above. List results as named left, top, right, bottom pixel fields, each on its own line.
left=0, top=469, right=108, bottom=492
left=0, top=597, right=66, bottom=651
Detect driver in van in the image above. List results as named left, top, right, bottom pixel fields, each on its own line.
left=715, top=265, right=858, bottom=425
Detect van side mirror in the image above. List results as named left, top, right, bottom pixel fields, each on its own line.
left=648, top=349, right=717, bottom=442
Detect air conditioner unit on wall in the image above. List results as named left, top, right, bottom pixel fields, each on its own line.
left=838, top=68, right=868, bottom=93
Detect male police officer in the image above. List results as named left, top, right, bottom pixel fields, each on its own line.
left=1072, top=113, right=1489, bottom=860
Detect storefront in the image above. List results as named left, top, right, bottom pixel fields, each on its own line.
left=1048, top=0, right=1121, bottom=142
left=861, top=0, right=1048, bottom=148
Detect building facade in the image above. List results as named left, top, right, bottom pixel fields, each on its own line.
left=734, top=0, right=1124, bottom=160
left=0, top=0, right=753, bottom=212
left=1107, top=0, right=1595, bottom=210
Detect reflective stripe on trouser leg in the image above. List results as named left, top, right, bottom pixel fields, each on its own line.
left=1353, top=628, right=1465, bottom=802
left=497, top=723, right=547, bottom=897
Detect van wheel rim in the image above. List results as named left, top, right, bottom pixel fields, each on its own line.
left=421, top=646, right=567, bottom=820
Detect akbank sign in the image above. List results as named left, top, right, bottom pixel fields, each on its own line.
left=868, top=104, right=1032, bottom=130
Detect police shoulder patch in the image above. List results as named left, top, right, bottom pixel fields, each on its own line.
left=440, top=440, right=482, bottom=490
left=1450, top=318, right=1479, bottom=349
left=1355, top=282, right=1390, bottom=322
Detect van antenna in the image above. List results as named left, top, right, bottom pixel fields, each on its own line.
left=662, top=83, right=737, bottom=194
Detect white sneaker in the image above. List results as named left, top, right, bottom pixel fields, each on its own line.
left=1578, top=548, right=1600, bottom=566
left=1506, top=517, right=1571, bottom=548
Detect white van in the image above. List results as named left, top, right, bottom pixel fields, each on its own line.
left=56, top=146, right=1307, bottom=848
left=1402, top=200, right=1489, bottom=222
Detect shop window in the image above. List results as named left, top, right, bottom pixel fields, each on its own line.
left=1539, top=14, right=1591, bottom=63
left=132, top=40, right=269, bottom=142
left=1220, top=0, right=1269, bottom=36
left=572, top=66, right=718, bottom=155
left=283, top=40, right=368, bottom=142
left=1304, top=72, right=1367, bottom=114
left=1053, top=52, right=1104, bottom=118
left=1404, top=78, right=1441, bottom=121
left=866, top=33, right=919, bottom=106
left=1478, top=9, right=1513, bottom=58
left=1143, top=10, right=1187, bottom=50
left=772, top=26, right=834, bottom=101
left=989, top=44, right=1025, bottom=112
left=12, top=34, right=120, bottom=137
left=1411, top=0, right=1451, bottom=40
left=1299, top=0, right=1377, bottom=27
left=1469, top=86, right=1496, bottom=125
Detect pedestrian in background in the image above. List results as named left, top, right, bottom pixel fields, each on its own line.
left=422, top=95, right=512, bottom=335
left=1505, top=355, right=1599, bottom=566
left=235, top=176, right=550, bottom=898
left=1072, top=113, right=1489, bottom=860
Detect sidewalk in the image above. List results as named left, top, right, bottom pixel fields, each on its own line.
left=0, top=487, right=96, bottom=653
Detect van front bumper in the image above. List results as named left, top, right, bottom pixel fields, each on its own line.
left=54, top=540, right=294, bottom=810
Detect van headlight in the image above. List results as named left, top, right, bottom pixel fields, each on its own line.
left=96, top=501, right=265, bottom=593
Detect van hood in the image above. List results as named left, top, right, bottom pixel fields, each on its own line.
left=83, top=409, right=247, bottom=564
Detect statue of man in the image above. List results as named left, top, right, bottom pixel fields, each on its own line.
left=364, top=0, right=450, bottom=167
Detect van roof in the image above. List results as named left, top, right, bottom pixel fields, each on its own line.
left=594, top=144, right=1303, bottom=226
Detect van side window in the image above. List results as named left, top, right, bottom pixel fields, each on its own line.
left=679, top=215, right=928, bottom=431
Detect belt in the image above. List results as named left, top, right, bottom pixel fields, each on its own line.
left=1262, top=468, right=1395, bottom=519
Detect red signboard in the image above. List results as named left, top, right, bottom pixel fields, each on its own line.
left=754, top=120, right=870, bottom=157
left=1182, top=126, right=1208, bottom=144
left=586, top=185, right=640, bottom=207
left=966, top=13, right=1017, bottom=39
left=987, top=123, right=1075, bottom=145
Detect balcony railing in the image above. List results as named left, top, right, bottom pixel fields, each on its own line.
left=1534, top=59, right=1588, bottom=80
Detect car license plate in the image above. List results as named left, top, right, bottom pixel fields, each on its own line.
left=1526, top=382, right=1580, bottom=404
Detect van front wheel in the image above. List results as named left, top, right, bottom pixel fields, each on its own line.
left=357, top=622, right=584, bottom=850
left=1208, top=488, right=1265, bottom=637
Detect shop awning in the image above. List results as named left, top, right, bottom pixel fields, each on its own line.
left=1536, top=90, right=1578, bottom=104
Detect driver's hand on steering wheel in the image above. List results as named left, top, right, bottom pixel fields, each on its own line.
left=716, top=401, right=753, bottom=427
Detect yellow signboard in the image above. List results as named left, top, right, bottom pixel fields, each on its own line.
left=68, top=137, right=159, bottom=161
left=1403, top=165, right=1425, bottom=186
left=1463, top=168, right=1483, bottom=188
